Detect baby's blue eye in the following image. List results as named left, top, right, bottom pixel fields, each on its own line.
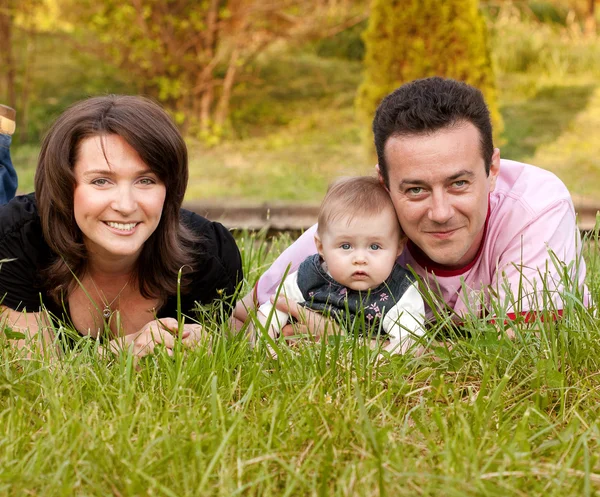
left=341, top=243, right=351, bottom=250
left=370, top=244, right=381, bottom=250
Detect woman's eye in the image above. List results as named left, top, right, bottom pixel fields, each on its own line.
left=341, top=243, right=351, bottom=250
left=92, top=178, right=109, bottom=186
left=139, top=177, right=156, bottom=185
left=370, top=244, right=381, bottom=250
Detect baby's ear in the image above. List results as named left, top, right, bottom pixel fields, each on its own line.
left=314, top=233, right=324, bottom=257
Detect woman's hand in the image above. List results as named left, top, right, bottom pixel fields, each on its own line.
left=109, top=318, right=190, bottom=358
left=180, top=323, right=205, bottom=347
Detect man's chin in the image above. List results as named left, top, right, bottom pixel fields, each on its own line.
left=423, top=245, right=467, bottom=268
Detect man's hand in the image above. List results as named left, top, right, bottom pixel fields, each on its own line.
left=274, top=297, right=342, bottom=342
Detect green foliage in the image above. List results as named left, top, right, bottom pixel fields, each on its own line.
left=308, top=20, right=367, bottom=61
left=356, top=0, right=504, bottom=145
left=528, top=1, right=571, bottom=25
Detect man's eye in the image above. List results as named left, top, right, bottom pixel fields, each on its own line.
left=370, top=244, right=381, bottom=250
left=407, top=187, right=423, bottom=195
left=340, top=243, right=351, bottom=250
left=453, top=180, right=467, bottom=188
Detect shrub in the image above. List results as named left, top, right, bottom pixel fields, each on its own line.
left=356, top=0, right=504, bottom=146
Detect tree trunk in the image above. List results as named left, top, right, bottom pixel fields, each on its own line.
left=214, top=46, right=240, bottom=130
left=0, top=0, right=17, bottom=109
left=18, top=8, right=36, bottom=143
left=199, top=0, right=220, bottom=132
left=585, top=0, right=596, bottom=36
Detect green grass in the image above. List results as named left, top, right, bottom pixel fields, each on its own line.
left=1, top=231, right=600, bottom=496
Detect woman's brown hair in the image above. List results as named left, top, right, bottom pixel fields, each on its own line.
left=35, top=95, right=197, bottom=304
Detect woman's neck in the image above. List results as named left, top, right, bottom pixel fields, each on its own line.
left=85, top=258, right=136, bottom=286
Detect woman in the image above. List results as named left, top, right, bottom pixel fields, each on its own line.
left=0, top=95, right=242, bottom=357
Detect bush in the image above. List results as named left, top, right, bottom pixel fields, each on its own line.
left=356, top=0, right=503, bottom=145
left=310, top=20, right=367, bottom=61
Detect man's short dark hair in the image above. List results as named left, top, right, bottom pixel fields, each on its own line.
left=373, top=77, right=494, bottom=186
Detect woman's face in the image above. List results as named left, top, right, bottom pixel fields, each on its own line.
left=73, top=134, right=167, bottom=265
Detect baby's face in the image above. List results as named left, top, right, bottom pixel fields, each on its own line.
left=315, top=207, right=403, bottom=291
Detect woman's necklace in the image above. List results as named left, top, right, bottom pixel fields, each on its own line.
left=89, top=277, right=129, bottom=319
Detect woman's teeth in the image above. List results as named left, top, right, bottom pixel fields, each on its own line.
left=107, top=222, right=137, bottom=230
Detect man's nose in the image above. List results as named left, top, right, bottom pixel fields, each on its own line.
left=428, top=191, right=453, bottom=224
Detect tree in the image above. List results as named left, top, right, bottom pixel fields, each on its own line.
left=61, top=0, right=367, bottom=141
left=0, top=0, right=18, bottom=110
left=356, top=0, right=503, bottom=146
left=0, top=0, right=51, bottom=141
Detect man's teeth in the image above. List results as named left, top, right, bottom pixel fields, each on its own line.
left=107, top=222, right=137, bottom=231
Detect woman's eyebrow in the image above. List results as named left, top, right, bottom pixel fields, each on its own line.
left=81, top=168, right=114, bottom=177
left=81, top=167, right=156, bottom=177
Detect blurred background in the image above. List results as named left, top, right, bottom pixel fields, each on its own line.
left=1, top=0, right=599, bottom=204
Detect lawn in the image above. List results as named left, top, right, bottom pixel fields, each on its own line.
left=1, top=231, right=599, bottom=495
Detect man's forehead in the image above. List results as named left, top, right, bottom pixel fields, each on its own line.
left=383, top=126, right=486, bottom=178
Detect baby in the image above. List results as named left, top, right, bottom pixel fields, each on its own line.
left=258, top=176, right=425, bottom=353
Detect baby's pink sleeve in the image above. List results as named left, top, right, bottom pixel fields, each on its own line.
left=255, top=224, right=319, bottom=305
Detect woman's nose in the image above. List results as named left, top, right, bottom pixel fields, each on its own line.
left=111, top=186, right=137, bottom=214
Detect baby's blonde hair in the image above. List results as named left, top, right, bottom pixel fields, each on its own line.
left=317, top=176, right=403, bottom=237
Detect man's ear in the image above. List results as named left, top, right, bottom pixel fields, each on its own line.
left=376, top=164, right=390, bottom=192
left=314, top=233, right=324, bottom=257
left=397, top=234, right=407, bottom=257
left=488, top=148, right=501, bottom=192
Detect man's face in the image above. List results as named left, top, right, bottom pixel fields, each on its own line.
left=382, top=123, right=500, bottom=268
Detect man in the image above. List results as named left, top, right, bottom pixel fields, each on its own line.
left=234, top=77, right=588, bottom=334
left=0, top=105, right=17, bottom=204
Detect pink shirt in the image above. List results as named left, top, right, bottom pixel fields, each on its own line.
left=256, top=160, right=588, bottom=320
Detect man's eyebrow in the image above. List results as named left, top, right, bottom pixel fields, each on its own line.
left=447, top=169, right=475, bottom=181
left=398, top=169, right=475, bottom=187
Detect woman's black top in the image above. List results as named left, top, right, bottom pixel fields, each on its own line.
left=0, top=194, right=243, bottom=325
